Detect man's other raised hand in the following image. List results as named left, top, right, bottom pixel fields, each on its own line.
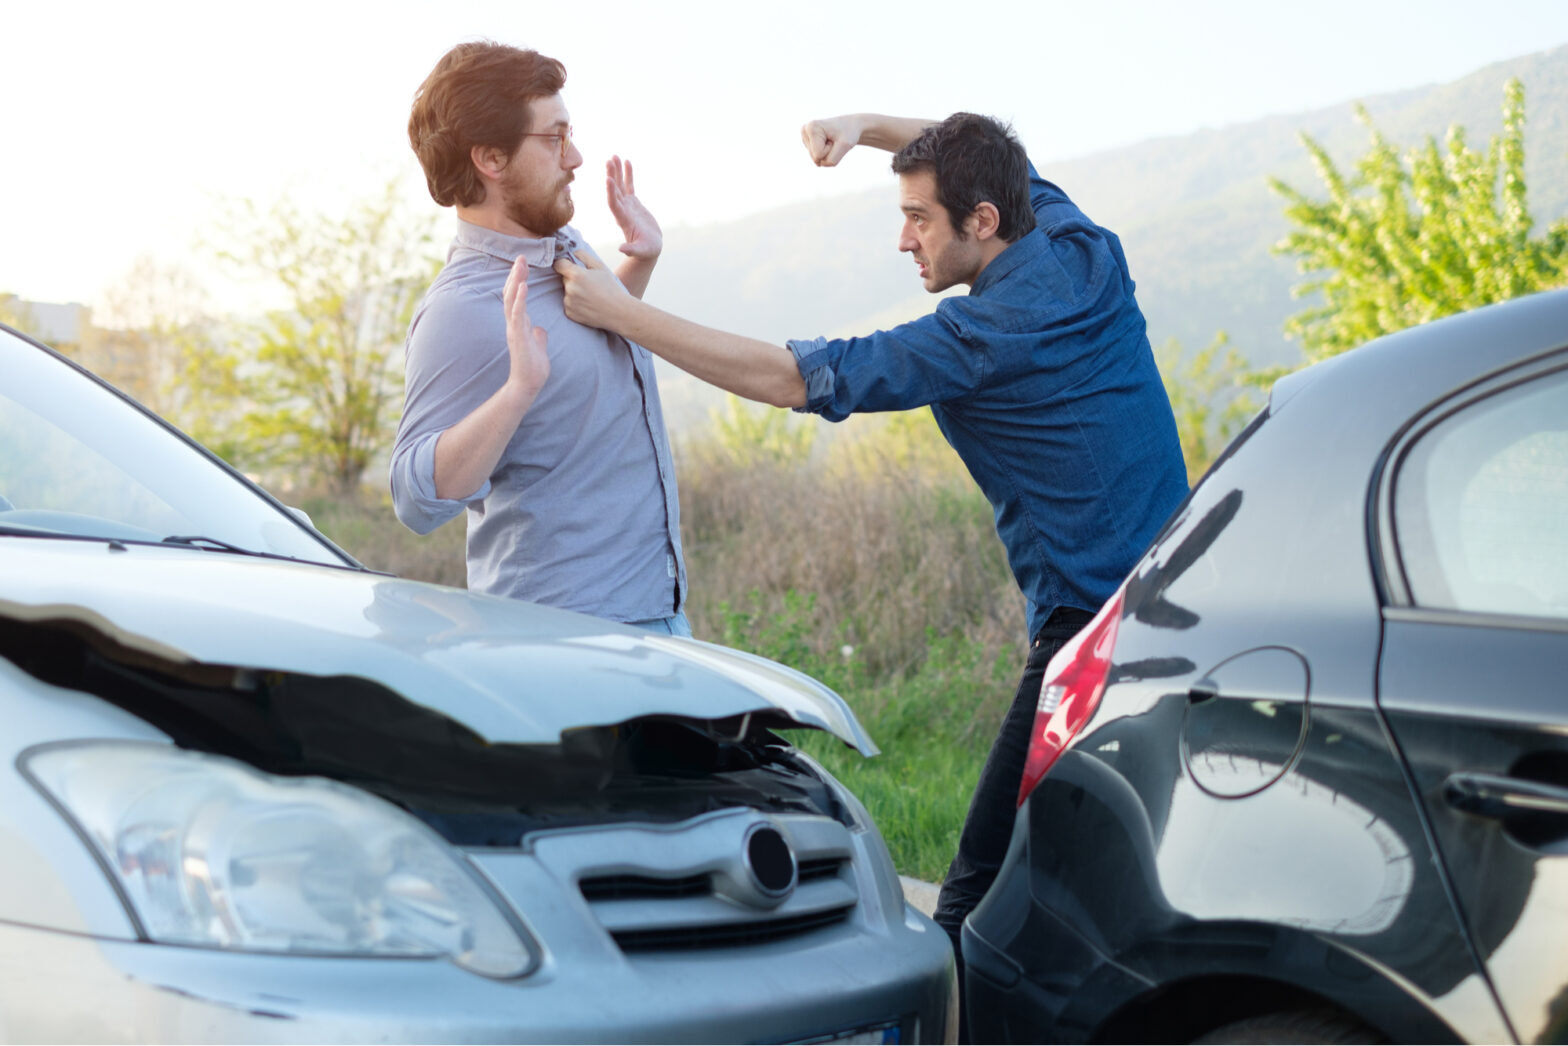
left=606, top=156, right=662, bottom=261
left=801, top=114, right=936, bottom=164
left=503, top=257, right=550, bottom=398
left=801, top=115, right=863, bottom=167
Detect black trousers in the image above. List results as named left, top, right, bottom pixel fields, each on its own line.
left=933, top=606, right=1094, bottom=1006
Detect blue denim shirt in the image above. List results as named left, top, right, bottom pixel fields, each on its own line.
left=787, top=164, right=1188, bottom=637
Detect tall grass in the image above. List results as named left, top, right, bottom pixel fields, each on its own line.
left=305, top=408, right=1026, bottom=882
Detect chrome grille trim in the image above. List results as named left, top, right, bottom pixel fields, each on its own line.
left=611, top=906, right=853, bottom=953
left=590, top=877, right=858, bottom=936
left=529, top=811, right=861, bottom=954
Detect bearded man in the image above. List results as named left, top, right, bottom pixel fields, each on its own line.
left=391, top=42, right=688, bottom=635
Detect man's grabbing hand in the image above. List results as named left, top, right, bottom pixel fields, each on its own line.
left=554, top=250, right=630, bottom=333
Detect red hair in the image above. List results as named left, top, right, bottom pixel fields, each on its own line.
left=409, top=41, right=567, bottom=207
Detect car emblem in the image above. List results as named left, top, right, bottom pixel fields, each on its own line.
left=711, top=822, right=799, bottom=910
left=744, top=823, right=798, bottom=898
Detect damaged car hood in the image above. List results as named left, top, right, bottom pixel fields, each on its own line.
left=0, top=541, right=877, bottom=754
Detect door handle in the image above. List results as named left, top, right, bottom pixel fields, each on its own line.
left=1443, top=772, right=1568, bottom=819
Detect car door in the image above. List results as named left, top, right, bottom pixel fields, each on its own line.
left=1375, top=353, right=1568, bottom=1045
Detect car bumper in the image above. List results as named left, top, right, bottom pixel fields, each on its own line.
left=0, top=905, right=954, bottom=1043
left=959, top=793, right=1144, bottom=1045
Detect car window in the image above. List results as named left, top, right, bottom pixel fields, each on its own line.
left=0, top=330, right=352, bottom=567
left=1393, top=367, right=1568, bottom=621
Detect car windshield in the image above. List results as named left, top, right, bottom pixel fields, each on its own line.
left=0, top=329, right=353, bottom=568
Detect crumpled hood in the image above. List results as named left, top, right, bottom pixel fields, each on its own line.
left=0, top=541, right=877, bottom=754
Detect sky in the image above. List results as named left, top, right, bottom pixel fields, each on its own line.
left=7, top=0, right=1568, bottom=315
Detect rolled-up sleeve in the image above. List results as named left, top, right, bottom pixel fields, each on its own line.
left=390, top=428, right=489, bottom=535
left=786, top=306, right=989, bottom=422
left=389, top=286, right=505, bottom=534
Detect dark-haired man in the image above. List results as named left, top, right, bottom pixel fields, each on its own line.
left=552, top=111, right=1188, bottom=977
left=391, top=42, right=688, bottom=635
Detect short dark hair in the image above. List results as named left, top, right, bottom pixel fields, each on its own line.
left=408, top=41, right=567, bottom=208
left=891, top=113, right=1036, bottom=243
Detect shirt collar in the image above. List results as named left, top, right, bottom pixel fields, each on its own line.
left=453, top=218, right=580, bottom=266
left=969, top=227, right=1046, bottom=298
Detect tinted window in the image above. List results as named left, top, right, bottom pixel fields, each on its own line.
left=1394, top=368, right=1568, bottom=621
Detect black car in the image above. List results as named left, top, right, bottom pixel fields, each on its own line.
left=962, top=287, right=1568, bottom=1044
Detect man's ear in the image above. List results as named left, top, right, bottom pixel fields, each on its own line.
left=470, top=144, right=509, bottom=184
left=969, top=201, right=1002, bottom=241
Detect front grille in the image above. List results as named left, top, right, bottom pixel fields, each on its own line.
left=551, top=814, right=862, bottom=955
left=579, top=872, right=710, bottom=901
left=580, top=855, right=847, bottom=905
left=798, top=856, right=843, bottom=883
left=610, top=906, right=853, bottom=952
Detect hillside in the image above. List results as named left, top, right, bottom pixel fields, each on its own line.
left=631, top=45, right=1568, bottom=430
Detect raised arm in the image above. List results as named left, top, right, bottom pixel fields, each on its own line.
left=554, top=252, right=806, bottom=409
left=800, top=113, right=936, bottom=166
left=605, top=156, right=661, bottom=299
left=431, top=257, right=550, bottom=499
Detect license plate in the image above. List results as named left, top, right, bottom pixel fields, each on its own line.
left=792, top=1020, right=900, bottom=1044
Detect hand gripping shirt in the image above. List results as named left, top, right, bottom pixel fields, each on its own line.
left=390, top=220, right=685, bottom=622
left=786, top=164, right=1188, bottom=638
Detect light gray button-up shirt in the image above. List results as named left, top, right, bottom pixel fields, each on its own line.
left=390, top=220, right=685, bottom=622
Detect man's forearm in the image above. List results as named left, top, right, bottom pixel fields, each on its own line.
left=431, top=380, right=537, bottom=500
left=607, top=297, right=806, bottom=408
left=615, top=255, right=657, bottom=299
left=852, top=113, right=937, bottom=153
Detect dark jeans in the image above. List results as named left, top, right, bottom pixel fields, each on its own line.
left=933, top=606, right=1094, bottom=1013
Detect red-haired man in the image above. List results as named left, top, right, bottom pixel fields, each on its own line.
left=392, top=42, right=688, bottom=636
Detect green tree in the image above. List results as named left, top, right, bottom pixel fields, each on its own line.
left=1154, top=332, right=1261, bottom=484
left=1271, top=78, right=1568, bottom=362
left=86, top=258, right=214, bottom=417
left=215, top=179, right=439, bottom=496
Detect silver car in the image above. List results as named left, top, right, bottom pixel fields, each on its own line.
left=0, top=325, right=956, bottom=1043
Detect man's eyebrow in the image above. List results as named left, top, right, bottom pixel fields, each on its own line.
left=901, top=203, right=928, bottom=216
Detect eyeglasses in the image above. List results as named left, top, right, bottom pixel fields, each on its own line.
left=520, top=127, right=574, bottom=161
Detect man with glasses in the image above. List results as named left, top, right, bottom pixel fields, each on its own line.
left=392, top=42, right=688, bottom=636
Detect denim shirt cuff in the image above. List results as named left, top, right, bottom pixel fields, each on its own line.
left=411, top=432, right=491, bottom=510
left=786, top=336, right=837, bottom=415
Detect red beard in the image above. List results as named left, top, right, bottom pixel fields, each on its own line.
left=501, top=166, right=574, bottom=238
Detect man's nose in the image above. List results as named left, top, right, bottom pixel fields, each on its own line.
left=898, top=223, right=917, bottom=252
left=564, top=140, right=584, bottom=170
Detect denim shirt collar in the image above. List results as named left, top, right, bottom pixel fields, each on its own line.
left=969, top=227, right=1047, bottom=298
left=453, top=218, right=580, bottom=266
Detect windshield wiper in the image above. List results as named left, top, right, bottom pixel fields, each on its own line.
left=161, top=534, right=263, bottom=556
left=156, top=534, right=379, bottom=573
left=0, top=526, right=370, bottom=571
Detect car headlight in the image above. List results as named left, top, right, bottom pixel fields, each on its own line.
left=23, top=742, right=537, bottom=978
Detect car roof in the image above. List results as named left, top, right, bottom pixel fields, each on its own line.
left=1122, top=288, right=1568, bottom=706
left=1270, top=286, right=1568, bottom=436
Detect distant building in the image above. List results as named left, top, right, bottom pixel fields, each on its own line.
left=15, top=299, right=90, bottom=346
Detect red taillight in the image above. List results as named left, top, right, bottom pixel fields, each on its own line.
left=1016, top=589, right=1124, bottom=806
